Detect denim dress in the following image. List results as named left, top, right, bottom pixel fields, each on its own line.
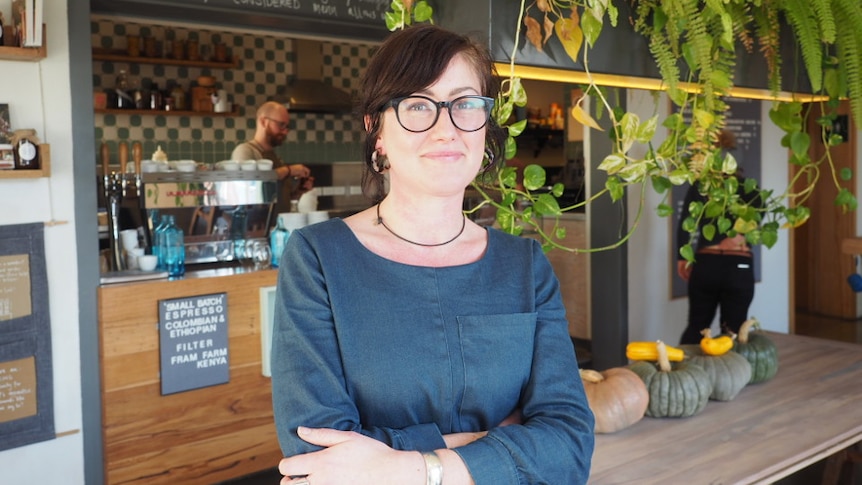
left=271, top=219, right=594, bottom=485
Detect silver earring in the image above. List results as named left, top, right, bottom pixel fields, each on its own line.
left=482, top=148, right=495, bottom=170
left=372, top=150, right=389, bottom=173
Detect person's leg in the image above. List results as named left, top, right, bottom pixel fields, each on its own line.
left=681, top=255, right=722, bottom=344
left=718, top=255, right=755, bottom=335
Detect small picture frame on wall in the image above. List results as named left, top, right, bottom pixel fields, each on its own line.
left=0, top=148, right=13, bottom=170
left=0, top=104, right=11, bottom=147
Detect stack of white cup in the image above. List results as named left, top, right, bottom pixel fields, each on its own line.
left=119, top=229, right=144, bottom=270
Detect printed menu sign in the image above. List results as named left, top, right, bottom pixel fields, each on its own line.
left=0, top=357, right=37, bottom=422
left=0, top=254, right=32, bottom=322
left=158, top=293, right=229, bottom=395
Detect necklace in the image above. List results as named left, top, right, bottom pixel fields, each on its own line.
left=376, top=203, right=466, bottom=247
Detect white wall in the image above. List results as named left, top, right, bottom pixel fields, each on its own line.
left=625, top=90, right=790, bottom=343
left=0, top=0, right=86, bottom=483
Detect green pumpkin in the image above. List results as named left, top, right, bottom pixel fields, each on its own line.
left=628, top=341, right=712, bottom=418
left=680, top=344, right=751, bottom=401
left=733, top=318, right=779, bottom=384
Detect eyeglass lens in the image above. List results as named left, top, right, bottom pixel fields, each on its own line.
left=266, top=117, right=289, bottom=131
left=393, top=96, right=493, bottom=133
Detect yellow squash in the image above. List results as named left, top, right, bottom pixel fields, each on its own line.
left=699, top=329, right=735, bottom=356
left=626, top=341, right=684, bottom=362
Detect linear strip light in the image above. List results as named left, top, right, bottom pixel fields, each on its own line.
left=495, top=63, right=829, bottom=103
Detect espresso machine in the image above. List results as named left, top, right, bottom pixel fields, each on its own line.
left=140, top=170, right=278, bottom=265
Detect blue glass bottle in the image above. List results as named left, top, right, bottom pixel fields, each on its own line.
left=152, top=213, right=168, bottom=269
left=162, top=215, right=185, bottom=277
left=269, top=217, right=289, bottom=268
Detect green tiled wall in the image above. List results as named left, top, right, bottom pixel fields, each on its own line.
left=92, top=17, right=374, bottom=166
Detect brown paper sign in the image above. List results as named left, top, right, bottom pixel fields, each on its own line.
left=0, top=254, right=31, bottom=321
left=0, top=356, right=37, bottom=422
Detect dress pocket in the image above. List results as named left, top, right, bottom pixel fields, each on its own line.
left=456, top=313, right=537, bottom=422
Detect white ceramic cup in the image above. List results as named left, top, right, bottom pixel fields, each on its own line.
left=256, top=159, right=273, bottom=171
left=240, top=160, right=257, bottom=171
left=120, top=229, right=139, bottom=251
left=126, top=247, right=144, bottom=270
left=138, top=254, right=158, bottom=271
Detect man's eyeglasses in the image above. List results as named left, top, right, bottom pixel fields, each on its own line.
left=265, top=117, right=290, bottom=132
left=387, top=95, right=494, bottom=133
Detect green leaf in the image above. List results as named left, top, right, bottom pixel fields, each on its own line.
left=692, top=108, right=715, bottom=129
left=828, top=134, right=844, bottom=146
left=717, top=216, right=731, bottom=234
left=606, top=176, right=624, bottom=201
left=582, top=8, right=604, bottom=47
left=704, top=200, right=723, bottom=218
left=651, top=176, right=672, bottom=193
left=702, top=223, right=716, bottom=241
left=554, top=225, right=567, bottom=240
left=533, top=193, right=563, bottom=216
left=500, top=166, right=518, bottom=188
left=508, top=118, right=527, bottom=137
left=656, top=203, right=674, bottom=217
left=413, top=1, right=434, bottom=22
left=636, top=115, right=659, bottom=143
left=682, top=216, right=697, bottom=233
left=836, top=188, right=859, bottom=212
left=761, top=222, right=779, bottom=248
left=598, top=153, right=627, bottom=174
left=840, top=167, right=853, bottom=181
left=680, top=243, right=695, bottom=262
left=505, top=136, right=518, bottom=160
left=523, top=164, right=546, bottom=191
left=551, top=182, right=565, bottom=197
left=789, top=132, right=811, bottom=157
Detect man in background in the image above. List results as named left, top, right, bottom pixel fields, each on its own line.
left=232, top=101, right=313, bottom=212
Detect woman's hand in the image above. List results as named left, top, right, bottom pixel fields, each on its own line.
left=279, top=427, right=424, bottom=485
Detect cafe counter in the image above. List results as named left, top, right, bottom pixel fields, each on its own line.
left=97, top=267, right=281, bottom=484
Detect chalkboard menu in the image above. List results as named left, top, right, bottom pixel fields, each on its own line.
left=90, top=0, right=392, bottom=41
left=159, top=293, right=230, bottom=395
left=0, top=223, right=54, bottom=452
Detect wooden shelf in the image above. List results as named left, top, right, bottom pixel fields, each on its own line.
left=94, top=107, right=240, bottom=117
left=92, top=49, right=238, bottom=69
left=0, top=144, right=51, bottom=179
left=0, top=26, right=47, bottom=61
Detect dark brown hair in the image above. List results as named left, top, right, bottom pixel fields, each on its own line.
left=358, top=24, right=508, bottom=202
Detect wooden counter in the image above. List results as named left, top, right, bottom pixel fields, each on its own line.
left=589, top=332, right=862, bottom=484
left=98, top=268, right=280, bottom=484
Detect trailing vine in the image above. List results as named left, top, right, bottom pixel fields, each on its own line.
left=383, top=0, right=862, bottom=258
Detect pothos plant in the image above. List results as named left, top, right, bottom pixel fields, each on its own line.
left=385, top=0, right=862, bottom=258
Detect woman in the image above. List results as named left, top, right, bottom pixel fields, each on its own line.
left=271, top=25, right=594, bottom=485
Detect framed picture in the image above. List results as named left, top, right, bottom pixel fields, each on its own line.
left=0, top=104, right=11, bottom=147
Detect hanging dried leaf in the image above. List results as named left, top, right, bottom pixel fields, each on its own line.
left=555, top=16, right=584, bottom=63
left=524, top=16, right=543, bottom=52
left=403, top=0, right=414, bottom=11
left=543, top=15, right=555, bottom=44
left=537, top=0, right=551, bottom=13
left=571, top=103, right=602, bottom=131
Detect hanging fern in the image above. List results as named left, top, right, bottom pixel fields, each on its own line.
left=831, top=0, right=862, bottom=126
left=779, top=0, right=824, bottom=92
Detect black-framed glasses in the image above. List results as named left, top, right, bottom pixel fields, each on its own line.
left=265, top=117, right=289, bottom=132
left=387, top=95, right=494, bottom=133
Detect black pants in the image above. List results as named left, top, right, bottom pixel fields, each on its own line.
left=679, top=253, right=755, bottom=345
